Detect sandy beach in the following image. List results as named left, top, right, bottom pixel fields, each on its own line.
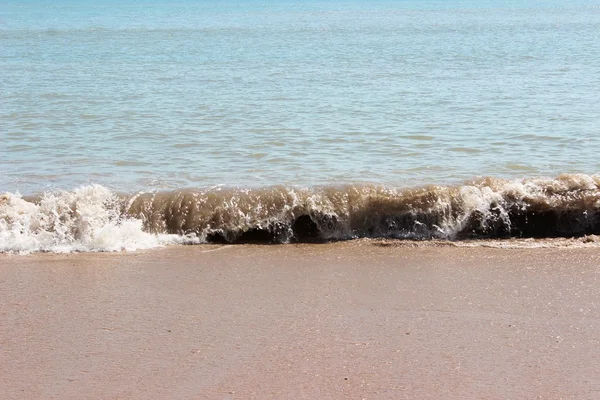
left=2, top=241, right=600, bottom=399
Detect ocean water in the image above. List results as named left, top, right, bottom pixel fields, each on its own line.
left=2, top=0, right=600, bottom=252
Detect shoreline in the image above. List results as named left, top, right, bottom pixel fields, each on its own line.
left=3, top=234, right=600, bottom=257
left=2, top=242, right=600, bottom=399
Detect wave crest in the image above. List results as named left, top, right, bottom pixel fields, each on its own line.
left=2, top=174, right=600, bottom=253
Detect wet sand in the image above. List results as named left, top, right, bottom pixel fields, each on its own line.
left=2, top=241, right=600, bottom=399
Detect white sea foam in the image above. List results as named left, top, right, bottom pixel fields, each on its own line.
left=0, top=185, right=198, bottom=254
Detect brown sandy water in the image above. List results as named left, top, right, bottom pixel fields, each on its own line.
left=3, top=174, right=600, bottom=253
left=2, top=241, right=600, bottom=399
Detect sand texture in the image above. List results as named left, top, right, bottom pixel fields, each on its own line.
left=2, top=242, right=600, bottom=399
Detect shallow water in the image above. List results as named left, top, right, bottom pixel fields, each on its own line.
left=2, top=0, right=600, bottom=194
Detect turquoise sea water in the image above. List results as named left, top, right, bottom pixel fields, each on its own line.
left=3, top=0, right=600, bottom=194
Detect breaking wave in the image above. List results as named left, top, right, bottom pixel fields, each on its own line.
left=0, top=186, right=199, bottom=254
left=2, top=174, right=600, bottom=253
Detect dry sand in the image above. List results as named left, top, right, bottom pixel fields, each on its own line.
left=2, top=241, right=600, bottom=399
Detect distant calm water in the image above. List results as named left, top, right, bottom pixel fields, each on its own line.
left=2, top=0, right=599, bottom=194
